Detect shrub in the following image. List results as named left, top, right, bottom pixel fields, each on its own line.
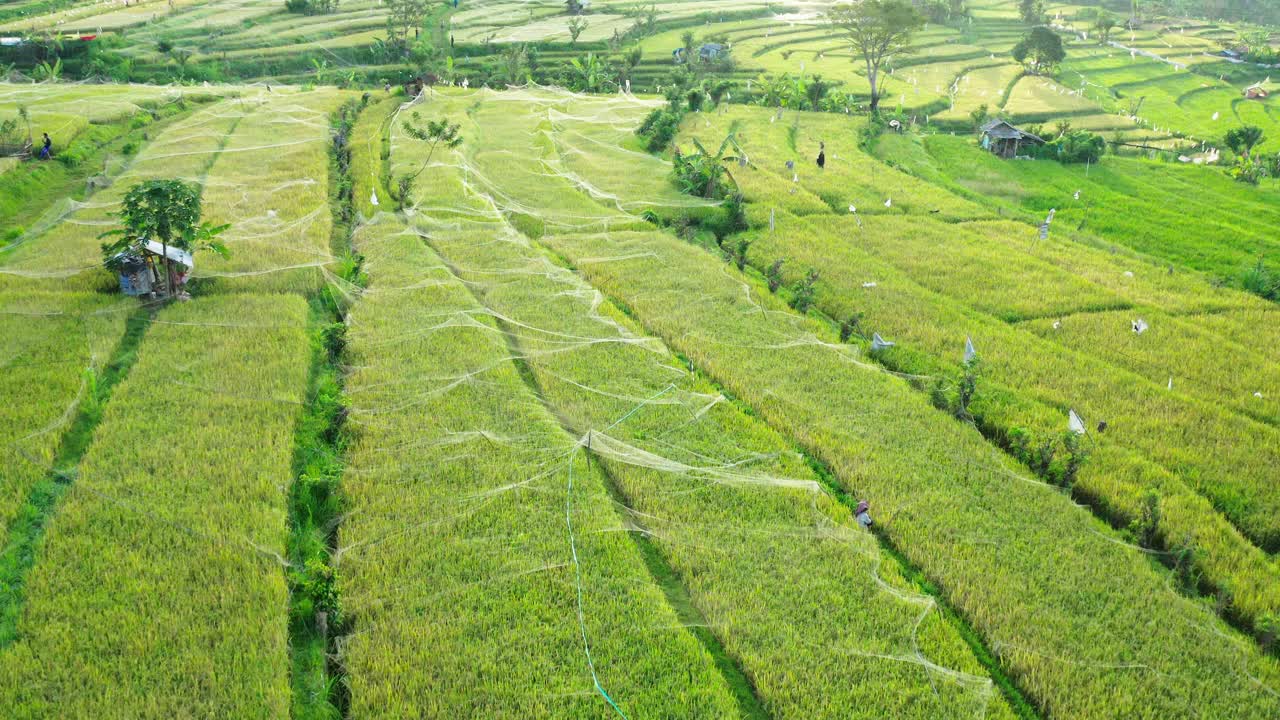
left=1239, top=260, right=1279, bottom=300
left=789, top=268, right=818, bottom=313
left=637, top=109, right=681, bottom=152
left=765, top=258, right=784, bottom=293
left=1043, top=129, right=1106, bottom=164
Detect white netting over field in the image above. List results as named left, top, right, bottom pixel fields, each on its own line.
left=356, top=86, right=1280, bottom=719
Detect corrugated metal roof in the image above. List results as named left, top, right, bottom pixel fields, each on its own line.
left=143, top=240, right=193, bottom=268
left=981, top=119, right=1044, bottom=143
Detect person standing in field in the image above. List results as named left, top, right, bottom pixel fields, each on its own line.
left=816, top=141, right=826, bottom=169
left=38, top=132, right=51, bottom=160
left=855, top=500, right=872, bottom=529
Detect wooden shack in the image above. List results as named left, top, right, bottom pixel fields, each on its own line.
left=1244, top=83, right=1269, bottom=100
left=110, top=240, right=194, bottom=298
left=979, top=119, right=1046, bottom=159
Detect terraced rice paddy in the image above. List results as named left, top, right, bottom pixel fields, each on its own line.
left=0, top=1, right=1278, bottom=715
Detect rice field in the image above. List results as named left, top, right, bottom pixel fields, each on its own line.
left=0, top=290, right=129, bottom=540
left=680, top=103, right=1280, bottom=631
left=0, top=294, right=311, bottom=717
left=1, top=1, right=1279, bottom=715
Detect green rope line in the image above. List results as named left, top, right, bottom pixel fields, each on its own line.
left=566, top=447, right=630, bottom=719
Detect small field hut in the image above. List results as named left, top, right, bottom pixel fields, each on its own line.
left=1244, top=83, right=1269, bottom=100
left=979, top=119, right=1046, bottom=159
left=110, top=240, right=193, bottom=298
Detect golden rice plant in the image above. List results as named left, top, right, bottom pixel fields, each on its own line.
left=0, top=293, right=311, bottom=718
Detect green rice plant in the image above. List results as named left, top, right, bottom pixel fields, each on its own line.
left=727, top=197, right=1280, bottom=625
left=405, top=201, right=1023, bottom=718
left=197, top=89, right=355, bottom=294
left=0, top=290, right=129, bottom=538
left=0, top=293, right=311, bottom=717
left=684, top=105, right=988, bottom=220
left=1023, top=307, right=1280, bottom=427
left=338, top=215, right=740, bottom=718
left=384, top=85, right=1280, bottom=718
left=1002, top=74, right=1101, bottom=121
left=908, top=134, right=1280, bottom=287
left=0, top=97, right=246, bottom=285
left=541, top=225, right=1280, bottom=719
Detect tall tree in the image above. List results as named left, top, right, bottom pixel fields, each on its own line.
left=1019, top=0, right=1044, bottom=24
left=385, top=0, right=427, bottom=48
left=1013, top=26, right=1065, bottom=75
left=1094, top=9, right=1117, bottom=43
left=500, top=44, right=528, bottom=85
left=827, top=0, right=924, bottom=115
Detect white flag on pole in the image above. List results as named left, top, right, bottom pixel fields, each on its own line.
left=1132, top=318, right=1149, bottom=334
left=370, top=189, right=379, bottom=207
left=1068, top=409, right=1087, bottom=435
left=871, top=333, right=895, bottom=351
left=964, top=336, right=977, bottom=364
left=1038, top=208, right=1056, bottom=240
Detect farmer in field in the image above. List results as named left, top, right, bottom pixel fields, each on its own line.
left=816, top=141, right=825, bottom=169
left=855, top=500, right=872, bottom=529
left=38, top=132, right=51, bottom=160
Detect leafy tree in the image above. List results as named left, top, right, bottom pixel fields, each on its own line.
left=828, top=0, right=924, bottom=115
left=636, top=108, right=681, bottom=152
left=396, top=114, right=463, bottom=208
left=0, top=116, right=22, bottom=146
left=680, top=30, right=697, bottom=65
left=567, top=16, right=587, bottom=45
left=969, top=103, right=989, bottom=128
left=639, top=3, right=658, bottom=33
left=621, top=46, right=642, bottom=80
left=765, top=258, right=784, bottom=292
left=1094, top=9, right=1117, bottom=43
left=705, top=78, right=733, bottom=107
left=99, top=179, right=230, bottom=292
left=922, top=0, right=968, bottom=23
left=805, top=74, right=833, bottom=109
left=500, top=44, right=528, bottom=85
left=1012, top=27, right=1065, bottom=75
left=686, top=86, right=706, bottom=112
left=0, top=105, right=32, bottom=146
left=385, top=0, right=427, bottom=48
left=1018, top=0, right=1044, bottom=24
left=1224, top=125, right=1264, bottom=159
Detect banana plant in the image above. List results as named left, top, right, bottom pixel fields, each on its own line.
left=673, top=131, right=745, bottom=199
left=568, top=53, right=612, bottom=93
